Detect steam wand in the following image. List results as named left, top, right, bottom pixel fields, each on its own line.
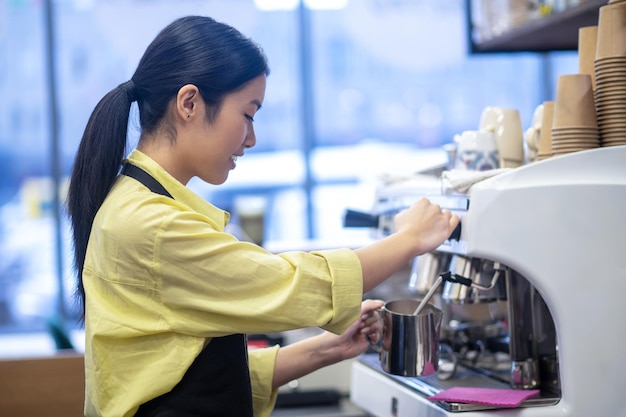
left=412, top=265, right=503, bottom=316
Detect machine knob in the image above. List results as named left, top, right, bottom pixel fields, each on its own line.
left=448, top=222, right=462, bottom=241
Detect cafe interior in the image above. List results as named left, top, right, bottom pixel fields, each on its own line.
left=1, top=0, right=624, bottom=416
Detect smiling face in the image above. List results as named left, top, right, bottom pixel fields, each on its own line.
left=188, top=75, right=266, bottom=185
left=141, top=74, right=267, bottom=186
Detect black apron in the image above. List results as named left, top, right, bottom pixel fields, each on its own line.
left=121, top=163, right=254, bottom=417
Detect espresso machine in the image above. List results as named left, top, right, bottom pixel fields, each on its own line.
left=347, top=146, right=626, bottom=416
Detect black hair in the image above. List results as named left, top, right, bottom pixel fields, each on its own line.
left=66, top=16, right=270, bottom=320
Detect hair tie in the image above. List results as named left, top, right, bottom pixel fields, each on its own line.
left=119, top=80, right=138, bottom=102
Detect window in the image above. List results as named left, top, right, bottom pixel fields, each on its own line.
left=0, top=0, right=576, bottom=346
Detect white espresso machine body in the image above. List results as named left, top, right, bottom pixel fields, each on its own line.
left=351, top=146, right=626, bottom=417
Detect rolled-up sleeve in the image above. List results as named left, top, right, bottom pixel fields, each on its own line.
left=310, top=249, right=363, bottom=334
left=249, top=345, right=280, bottom=417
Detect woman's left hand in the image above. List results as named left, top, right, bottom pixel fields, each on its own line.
left=325, top=299, right=384, bottom=361
left=272, top=299, right=385, bottom=389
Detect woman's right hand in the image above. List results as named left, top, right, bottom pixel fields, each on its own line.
left=394, top=197, right=460, bottom=256
left=355, top=197, right=459, bottom=293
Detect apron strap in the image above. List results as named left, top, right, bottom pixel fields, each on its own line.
left=121, top=163, right=173, bottom=199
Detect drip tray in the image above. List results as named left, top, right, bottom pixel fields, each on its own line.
left=358, top=354, right=560, bottom=412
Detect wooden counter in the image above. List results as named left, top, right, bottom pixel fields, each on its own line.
left=0, top=351, right=84, bottom=417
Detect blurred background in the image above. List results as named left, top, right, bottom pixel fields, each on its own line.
left=0, top=0, right=577, bottom=351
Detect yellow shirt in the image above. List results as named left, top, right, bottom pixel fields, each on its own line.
left=83, top=150, right=363, bottom=417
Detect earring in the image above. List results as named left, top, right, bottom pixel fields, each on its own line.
left=186, top=114, right=190, bottom=118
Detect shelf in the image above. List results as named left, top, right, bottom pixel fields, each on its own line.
left=469, top=0, right=606, bottom=53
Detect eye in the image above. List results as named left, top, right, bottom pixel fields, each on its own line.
left=245, top=114, right=255, bottom=123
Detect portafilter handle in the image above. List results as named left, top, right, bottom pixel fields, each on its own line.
left=342, top=209, right=379, bottom=228
left=343, top=209, right=462, bottom=241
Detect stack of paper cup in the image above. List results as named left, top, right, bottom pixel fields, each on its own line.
left=595, top=2, right=626, bottom=147
left=551, top=74, right=600, bottom=156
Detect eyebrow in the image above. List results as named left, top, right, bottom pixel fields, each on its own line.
left=251, top=99, right=262, bottom=111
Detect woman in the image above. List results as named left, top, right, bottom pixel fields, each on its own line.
left=67, top=15, right=459, bottom=417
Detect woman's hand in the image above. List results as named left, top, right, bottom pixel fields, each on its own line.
left=394, top=197, right=459, bottom=255
left=271, top=299, right=384, bottom=389
left=318, top=299, right=384, bottom=362
left=355, top=197, right=460, bottom=293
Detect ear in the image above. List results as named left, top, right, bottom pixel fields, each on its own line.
left=176, top=84, right=201, bottom=122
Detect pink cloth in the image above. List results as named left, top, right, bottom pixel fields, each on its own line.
left=428, top=387, right=541, bottom=407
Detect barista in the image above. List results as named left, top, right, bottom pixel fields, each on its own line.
left=66, top=15, right=459, bottom=417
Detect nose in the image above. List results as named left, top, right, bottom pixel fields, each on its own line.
left=245, top=127, right=256, bottom=149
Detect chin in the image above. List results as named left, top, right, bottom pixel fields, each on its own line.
left=211, top=174, right=229, bottom=185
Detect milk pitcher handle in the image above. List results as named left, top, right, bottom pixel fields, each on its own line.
left=366, top=309, right=384, bottom=353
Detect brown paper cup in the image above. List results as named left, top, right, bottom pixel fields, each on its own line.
left=553, top=74, right=597, bottom=128
left=579, top=26, right=598, bottom=90
left=596, top=3, right=626, bottom=59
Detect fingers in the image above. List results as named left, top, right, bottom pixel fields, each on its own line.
left=360, top=318, right=379, bottom=334
left=364, top=328, right=380, bottom=343
left=360, top=299, right=384, bottom=316
left=359, top=299, right=383, bottom=337
left=413, top=199, right=460, bottom=235
left=449, top=213, right=460, bottom=230
left=361, top=311, right=379, bottom=326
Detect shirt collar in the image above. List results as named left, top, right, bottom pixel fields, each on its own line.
left=124, top=149, right=230, bottom=228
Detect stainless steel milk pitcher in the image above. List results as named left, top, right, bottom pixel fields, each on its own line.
left=369, top=299, right=443, bottom=377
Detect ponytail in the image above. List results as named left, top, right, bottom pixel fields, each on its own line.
left=67, top=81, right=136, bottom=318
